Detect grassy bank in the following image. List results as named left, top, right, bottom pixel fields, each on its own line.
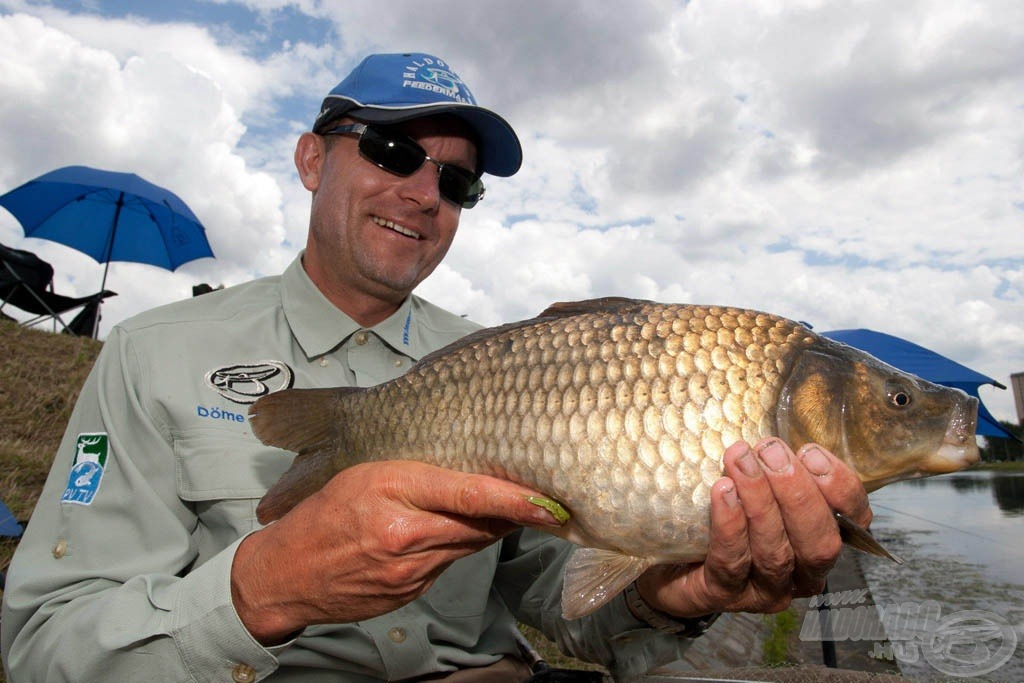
left=0, top=321, right=102, bottom=570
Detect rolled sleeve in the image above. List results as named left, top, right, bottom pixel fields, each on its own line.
left=172, top=536, right=284, bottom=682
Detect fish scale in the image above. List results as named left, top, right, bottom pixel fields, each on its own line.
left=249, top=297, right=980, bottom=619
left=361, top=302, right=789, bottom=557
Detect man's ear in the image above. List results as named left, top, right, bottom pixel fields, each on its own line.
left=294, top=132, right=326, bottom=192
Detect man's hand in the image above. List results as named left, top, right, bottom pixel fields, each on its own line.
left=636, top=438, right=871, bottom=617
left=230, top=461, right=564, bottom=644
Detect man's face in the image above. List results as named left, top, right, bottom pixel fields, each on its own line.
left=301, top=115, right=478, bottom=309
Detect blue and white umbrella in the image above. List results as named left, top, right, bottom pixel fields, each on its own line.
left=0, top=165, right=214, bottom=296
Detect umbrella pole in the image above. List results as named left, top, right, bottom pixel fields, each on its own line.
left=93, top=192, right=124, bottom=338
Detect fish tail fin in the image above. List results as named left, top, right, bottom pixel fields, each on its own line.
left=249, top=387, right=359, bottom=524
left=561, top=548, right=653, bottom=619
left=255, top=444, right=336, bottom=524
left=249, top=387, right=354, bottom=453
left=836, top=512, right=904, bottom=564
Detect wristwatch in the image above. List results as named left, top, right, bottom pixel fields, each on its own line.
left=623, top=582, right=721, bottom=636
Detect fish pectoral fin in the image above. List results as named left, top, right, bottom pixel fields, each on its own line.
left=836, top=512, right=904, bottom=564
left=561, top=548, right=653, bottom=620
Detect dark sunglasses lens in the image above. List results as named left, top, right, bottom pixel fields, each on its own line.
left=360, top=126, right=484, bottom=209
left=359, top=129, right=424, bottom=176
left=439, top=167, right=483, bottom=209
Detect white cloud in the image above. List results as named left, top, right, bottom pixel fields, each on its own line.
left=0, top=0, right=1022, bottom=426
left=0, top=11, right=287, bottom=305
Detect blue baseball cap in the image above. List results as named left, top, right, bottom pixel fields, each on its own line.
left=313, top=52, right=522, bottom=177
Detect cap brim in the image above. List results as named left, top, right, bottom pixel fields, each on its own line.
left=315, top=99, right=522, bottom=177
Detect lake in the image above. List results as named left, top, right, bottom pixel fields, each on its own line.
left=858, top=470, right=1024, bottom=682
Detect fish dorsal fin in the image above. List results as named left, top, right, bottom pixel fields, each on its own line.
left=537, top=296, right=652, bottom=319
left=561, top=547, right=653, bottom=619
left=416, top=298, right=653, bottom=368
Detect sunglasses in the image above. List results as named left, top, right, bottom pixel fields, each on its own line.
left=322, top=123, right=485, bottom=209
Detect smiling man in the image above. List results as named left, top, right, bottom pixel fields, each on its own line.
left=1, top=52, right=872, bottom=682
left=300, top=115, right=477, bottom=324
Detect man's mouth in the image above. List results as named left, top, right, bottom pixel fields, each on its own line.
left=372, top=216, right=422, bottom=240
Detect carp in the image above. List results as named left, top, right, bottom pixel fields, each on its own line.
left=249, top=298, right=979, bottom=618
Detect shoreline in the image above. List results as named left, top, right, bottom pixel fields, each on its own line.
left=644, top=547, right=901, bottom=679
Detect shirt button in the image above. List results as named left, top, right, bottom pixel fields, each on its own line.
left=232, top=663, right=256, bottom=683
left=354, top=331, right=369, bottom=346
left=318, top=357, right=329, bottom=367
left=393, top=359, right=403, bottom=368
left=387, top=627, right=407, bottom=643
left=52, top=539, right=67, bottom=559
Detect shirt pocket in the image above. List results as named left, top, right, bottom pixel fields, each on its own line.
left=172, top=427, right=294, bottom=554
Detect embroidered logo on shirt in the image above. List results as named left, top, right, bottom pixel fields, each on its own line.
left=61, top=433, right=109, bottom=506
left=402, top=308, right=412, bottom=346
left=204, top=361, right=294, bottom=404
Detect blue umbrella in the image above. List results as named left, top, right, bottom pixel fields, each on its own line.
left=0, top=165, right=214, bottom=309
left=822, top=328, right=1015, bottom=440
left=0, top=498, right=22, bottom=538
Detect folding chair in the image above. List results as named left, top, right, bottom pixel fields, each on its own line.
left=0, top=242, right=116, bottom=337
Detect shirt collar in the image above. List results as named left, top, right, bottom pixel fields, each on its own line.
left=280, top=253, right=427, bottom=361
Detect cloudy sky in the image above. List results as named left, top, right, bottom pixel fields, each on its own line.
left=1, top=0, right=1022, bottom=425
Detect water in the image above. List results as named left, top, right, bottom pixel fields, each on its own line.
left=858, top=470, right=1024, bottom=682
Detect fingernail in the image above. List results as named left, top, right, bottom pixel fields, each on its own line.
left=800, top=445, right=832, bottom=476
left=526, top=496, right=570, bottom=526
left=720, top=481, right=739, bottom=508
left=757, top=439, right=791, bottom=472
left=736, top=446, right=761, bottom=478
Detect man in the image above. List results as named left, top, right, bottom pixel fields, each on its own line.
left=1, top=53, right=870, bottom=682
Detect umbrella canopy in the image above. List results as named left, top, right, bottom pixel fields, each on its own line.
left=0, top=165, right=214, bottom=295
left=0, top=498, right=22, bottom=538
left=822, top=328, right=1015, bottom=440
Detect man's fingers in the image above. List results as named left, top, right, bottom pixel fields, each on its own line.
left=701, top=476, right=751, bottom=595
left=394, top=463, right=566, bottom=527
left=755, top=439, right=840, bottom=570
left=797, top=444, right=872, bottom=528
left=347, top=462, right=565, bottom=554
left=723, top=441, right=794, bottom=588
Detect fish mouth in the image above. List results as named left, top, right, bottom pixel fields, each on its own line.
left=922, top=395, right=981, bottom=473
left=923, top=441, right=980, bottom=473
left=372, top=215, right=422, bottom=240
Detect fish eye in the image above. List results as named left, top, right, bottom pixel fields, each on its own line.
left=886, top=383, right=913, bottom=409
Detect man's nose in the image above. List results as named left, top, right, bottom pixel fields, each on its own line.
left=400, top=161, right=442, bottom=211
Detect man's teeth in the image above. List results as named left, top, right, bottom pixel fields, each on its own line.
left=373, top=216, right=422, bottom=239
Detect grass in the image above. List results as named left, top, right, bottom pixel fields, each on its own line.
left=0, top=320, right=605, bottom=677
left=761, top=608, right=800, bottom=667
left=0, top=321, right=102, bottom=573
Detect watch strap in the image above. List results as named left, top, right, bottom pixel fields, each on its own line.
left=623, top=582, right=721, bottom=637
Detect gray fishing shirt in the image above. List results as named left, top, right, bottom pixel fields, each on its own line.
left=1, top=255, right=694, bottom=682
